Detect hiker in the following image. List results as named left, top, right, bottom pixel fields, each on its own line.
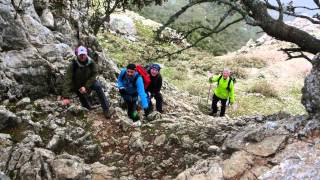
left=146, top=64, right=163, bottom=113
left=61, top=46, right=113, bottom=118
left=208, top=68, right=235, bottom=117
left=117, top=64, right=150, bottom=125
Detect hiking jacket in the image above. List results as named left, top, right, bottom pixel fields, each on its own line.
left=146, top=73, right=162, bottom=94
left=117, top=68, right=149, bottom=109
left=209, top=75, right=235, bottom=103
left=62, top=57, right=97, bottom=98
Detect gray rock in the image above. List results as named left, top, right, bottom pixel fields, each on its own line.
left=223, top=151, right=253, bottom=179
left=246, top=135, right=287, bottom=157
left=34, top=0, right=49, bottom=10
left=41, top=9, right=54, bottom=29
left=0, top=106, right=20, bottom=130
left=181, top=135, right=194, bottom=149
left=0, top=134, right=13, bottom=171
left=160, top=158, right=174, bottom=168
left=51, top=153, right=88, bottom=180
left=175, top=159, right=223, bottom=180
left=90, top=162, right=116, bottom=180
left=154, top=134, right=166, bottom=146
left=183, top=154, right=200, bottom=167
left=302, top=54, right=320, bottom=117
left=244, top=128, right=266, bottom=142
left=129, top=132, right=145, bottom=152
left=259, top=141, right=320, bottom=180
left=110, top=14, right=137, bottom=36
left=168, top=134, right=180, bottom=145
left=16, top=97, right=31, bottom=107
left=208, top=145, right=220, bottom=153
left=298, top=119, right=320, bottom=137
left=264, top=121, right=279, bottom=130
left=0, top=171, right=10, bottom=180
left=46, top=134, right=63, bottom=151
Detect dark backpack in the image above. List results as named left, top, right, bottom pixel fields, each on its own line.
left=121, top=64, right=151, bottom=89
left=217, top=75, right=236, bottom=91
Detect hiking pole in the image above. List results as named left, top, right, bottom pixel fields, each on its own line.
left=207, top=83, right=212, bottom=104
left=207, top=71, right=213, bottom=104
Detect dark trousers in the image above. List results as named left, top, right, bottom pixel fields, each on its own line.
left=76, top=81, right=109, bottom=112
left=120, top=92, right=139, bottom=121
left=147, top=91, right=163, bottom=112
left=211, top=94, right=227, bottom=117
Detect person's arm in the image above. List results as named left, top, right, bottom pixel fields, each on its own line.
left=136, top=76, right=149, bottom=109
left=117, top=69, right=126, bottom=89
left=85, top=61, right=97, bottom=89
left=209, top=75, right=221, bottom=83
left=229, top=80, right=235, bottom=104
left=62, top=63, right=73, bottom=98
left=154, top=75, right=162, bottom=93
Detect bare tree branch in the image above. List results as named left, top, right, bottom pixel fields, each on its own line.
left=281, top=48, right=312, bottom=61
left=151, top=17, right=243, bottom=60
left=156, top=0, right=210, bottom=39
left=294, top=6, right=320, bottom=11
left=276, top=0, right=284, bottom=21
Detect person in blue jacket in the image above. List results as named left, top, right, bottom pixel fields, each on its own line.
left=117, top=64, right=150, bottom=124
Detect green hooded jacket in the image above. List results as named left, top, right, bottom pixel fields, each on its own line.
left=62, top=57, right=97, bottom=98
left=209, top=75, right=235, bottom=103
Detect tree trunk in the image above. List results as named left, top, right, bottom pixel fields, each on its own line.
left=242, top=0, right=320, bottom=54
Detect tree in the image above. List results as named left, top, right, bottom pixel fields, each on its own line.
left=156, top=0, right=320, bottom=59
left=51, top=0, right=166, bottom=36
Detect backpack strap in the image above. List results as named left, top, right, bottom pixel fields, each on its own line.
left=217, top=75, right=222, bottom=86
left=72, top=59, right=78, bottom=82
left=121, top=71, right=139, bottom=87
left=227, top=77, right=233, bottom=91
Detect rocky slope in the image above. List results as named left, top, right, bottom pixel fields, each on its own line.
left=1, top=0, right=320, bottom=180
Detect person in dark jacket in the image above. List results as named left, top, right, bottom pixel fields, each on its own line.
left=146, top=64, right=163, bottom=113
left=61, top=46, right=113, bottom=118
left=117, top=64, right=150, bottom=126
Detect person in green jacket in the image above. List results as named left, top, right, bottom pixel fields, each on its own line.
left=61, top=46, right=113, bottom=118
left=208, top=69, right=235, bottom=117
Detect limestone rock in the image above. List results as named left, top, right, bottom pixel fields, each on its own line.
left=223, top=151, right=253, bottom=179
left=246, top=135, right=287, bottom=157
left=259, top=141, right=320, bottom=179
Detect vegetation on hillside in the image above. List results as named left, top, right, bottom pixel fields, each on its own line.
left=98, top=19, right=306, bottom=117
left=135, top=0, right=260, bottom=55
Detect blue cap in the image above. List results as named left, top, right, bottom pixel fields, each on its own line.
left=151, top=64, right=161, bottom=71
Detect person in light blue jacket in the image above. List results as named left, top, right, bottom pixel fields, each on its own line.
left=117, top=64, right=150, bottom=123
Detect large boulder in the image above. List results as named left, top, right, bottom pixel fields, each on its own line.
left=259, top=141, right=320, bottom=179
left=110, top=14, right=137, bottom=36
left=0, top=0, right=119, bottom=101
left=302, top=54, right=320, bottom=118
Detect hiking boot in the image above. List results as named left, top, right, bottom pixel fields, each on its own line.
left=104, top=108, right=115, bottom=119
left=209, top=112, right=216, bottom=116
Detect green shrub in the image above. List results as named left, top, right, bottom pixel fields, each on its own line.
left=248, top=80, right=278, bottom=98
left=230, top=67, right=248, bottom=79
left=226, top=56, right=267, bottom=69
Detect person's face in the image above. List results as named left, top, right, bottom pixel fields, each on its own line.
left=78, top=54, right=88, bottom=62
left=150, top=68, right=159, bottom=77
left=222, top=71, right=230, bottom=79
left=126, top=69, right=136, bottom=77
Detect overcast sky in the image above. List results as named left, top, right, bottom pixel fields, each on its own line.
left=269, top=0, right=318, bottom=15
